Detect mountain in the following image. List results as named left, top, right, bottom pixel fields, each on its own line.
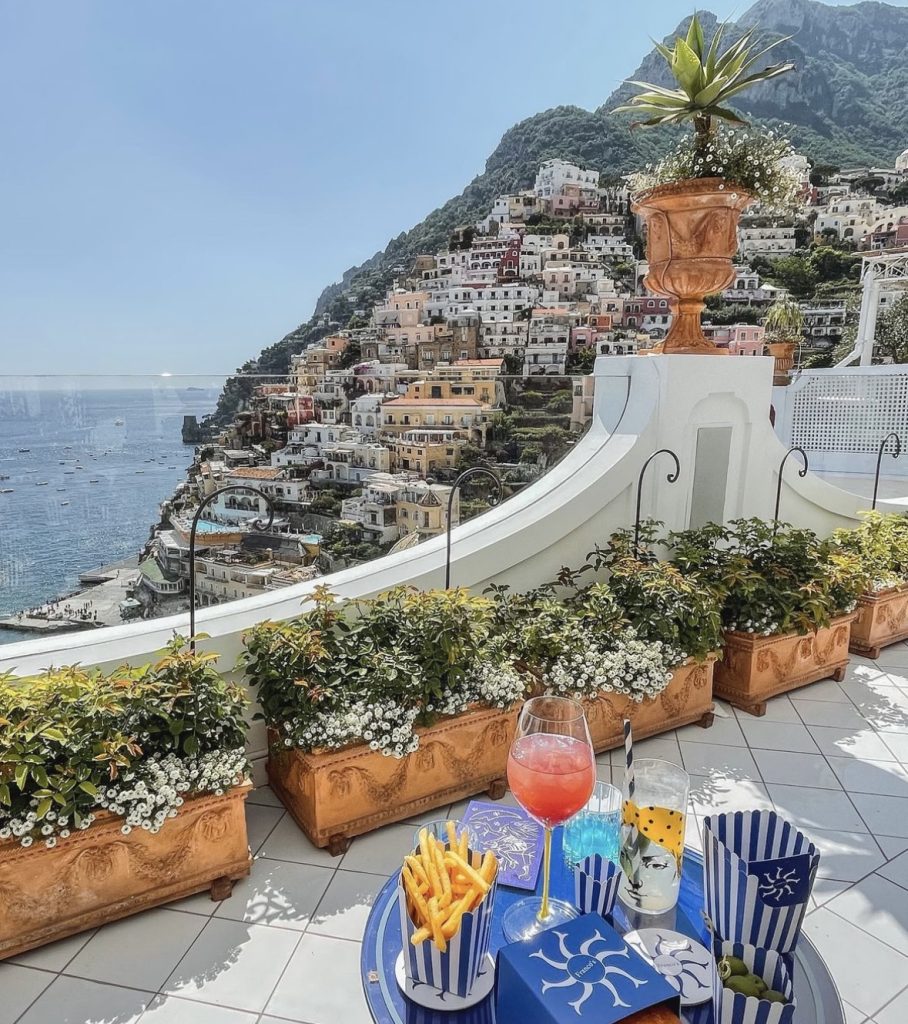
left=216, top=0, right=908, bottom=416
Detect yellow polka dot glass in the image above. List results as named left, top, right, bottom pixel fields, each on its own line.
left=617, top=758, right=690, bottom=915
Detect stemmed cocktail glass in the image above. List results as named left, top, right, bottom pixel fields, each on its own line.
left=503, top=695, right=596, bottom=941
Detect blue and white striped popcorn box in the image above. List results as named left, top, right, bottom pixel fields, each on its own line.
left=712, top=940, right=795, bottom=1024
left=573, top=854, right=621, bottom=918
left=398, top=847, right=497, bottom=999
left=703, top=810, right=819, bottom=954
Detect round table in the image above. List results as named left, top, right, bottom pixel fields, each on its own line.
left=361, top=828, right=844, bottom=1024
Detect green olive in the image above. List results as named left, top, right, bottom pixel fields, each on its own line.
left=724, top=976, right=762, bottom=997
left=763, top=990, right=788, bottom=1004
left=725, top=956, right=749, bottom=977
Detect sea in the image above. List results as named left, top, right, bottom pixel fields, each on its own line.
left=0, top=382, right=221, bottom=645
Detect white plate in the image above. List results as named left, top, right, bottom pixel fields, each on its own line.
left=394, top=951, right=496, bottom=1011
left=624, top=927, right=715, bottom=1006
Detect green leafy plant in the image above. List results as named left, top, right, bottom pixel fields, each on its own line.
left=833, top=511, right=908, bottom=592
left=764, top=297, right=805, bottom=344
left=0, top=639, right=248, bottom=849
left=614, top=15, right=793, bottom=150
left=668, top=518, right=865, bottom=635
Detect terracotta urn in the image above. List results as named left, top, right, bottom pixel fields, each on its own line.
left=633, top=177, right=752, bottom=354
left=767, top=340, right=796, bottom=384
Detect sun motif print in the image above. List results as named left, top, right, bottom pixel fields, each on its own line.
left=530, top=929, right=647, bottom=1015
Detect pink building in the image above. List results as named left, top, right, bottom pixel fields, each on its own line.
left=703, top=323, right=765, bottom=355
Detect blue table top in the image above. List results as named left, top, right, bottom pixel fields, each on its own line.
left=360, top=826, right=844, bottom=1024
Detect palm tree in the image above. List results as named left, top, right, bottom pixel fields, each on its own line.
left=613, top=15, right=794, bottom=158
left=764, top=298, right=804, bottom=344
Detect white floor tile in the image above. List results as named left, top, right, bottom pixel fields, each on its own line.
left=734, top=695, right=801, bottom=722
left=807, top=725, right=898, bottom=762
left=767, top=783, right=867, bottom=833
left=879, top=849, right=908, bottom=890
left=802, top=908, right=908, bottom=1017
left=869, top=645, right=908, bottom=670
left=0, top=964, right=54, bottom=1024
left=880, top=731, right=908, bottom=763
left=792, top=678, right=851, bottom=702
left=827, top=756, right=908, bottom=797
left=844, top=1002, right=869, bottom=1024
left=854, top=793, right=908, bottom=838
left=676, top=715, right=744, bottom=746
left=340, top=823, right=416, bottom=876
left=738, top=719, right=820, bottom=753
left=245, top=805, right=285, bottom=855
left=827, top=873, right=908, bottom=952
left=141, top=994, right=258, bottom=1023
left=161, top=918, right=299, bottom=1014
left=873, top=983, right=908, bottom=1024
left=246, top=785, right=284, bottom=808
left=810, top=878, right=852, bottom=909
left=308, top=869, right=383, bottom=941
left=265, top=934, right=372, bottom=1024
left=688, top=775, right=773, bottom=817
left=803, top=827, right=886, bottom=882
left=842, top=685, right=908, bottom=733
left=257, top=815, right=340, bottom=867
left=163, top=890, right=220, bottom=917
left=753, top=749, right=842, bottom=790
left=17, top=975, right=151, bottom=1024
left=64, top=908, right=206, bottom=991
left=792, top=699, right=869, bottom=730
left=213, top=858, right=334, bottom=931
left=9, top=930, right=95, bottom=972
left=877, top=836, right=908, bottom=859
left=678, top=741, right=758, bottom=778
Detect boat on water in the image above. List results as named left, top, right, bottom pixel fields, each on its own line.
left=36, top=481, right=49, bottom=486
left=90, top=479, right=99, bottom=483
left=0, top=474, right=9, bottom=480
left=114, top=418, right=125, bottom=426
left=18, top=448, right=30, bottom=453
left=60, top=501, right=70, bottom=506
left=64, top=471, right=75, bottom=475
left=56, top=488, right=66, bottom=492
left=135, top=470, right=145, bottom=474
left=0, top=488, right=13, bottom=494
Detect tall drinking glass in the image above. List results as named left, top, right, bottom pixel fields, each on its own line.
left=503, top=696, right=596, bottom=941
left=618, top=758, right=690, bottom=915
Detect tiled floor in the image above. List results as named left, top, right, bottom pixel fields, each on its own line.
left=6, top=650, right=908, bottom=1023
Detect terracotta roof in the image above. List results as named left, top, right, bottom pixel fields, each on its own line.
left=226, top=467, right=283, bottom=480
left=383, top=397, right=481, bottom=407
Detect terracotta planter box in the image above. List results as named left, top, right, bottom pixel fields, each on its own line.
left=715, top=615, right=856, bottom=716
left=0, top=783, right=252, bottom=961
left=850, top=587, right=908, bottom=659
left=267, top=705, right=520, bottom=855
left=583, top=656, right=717, bottom=752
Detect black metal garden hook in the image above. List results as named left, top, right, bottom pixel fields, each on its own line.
left=773, top=446, right=808, bottom=535
left=633, top=449, right=680, bottom=558
left=444, top=467, right=504, bottom=589
left=872, top=432, right=902, bottom=511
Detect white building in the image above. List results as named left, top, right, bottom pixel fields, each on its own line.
left=738, top=225, right=797, bottom=258
left=534, top=159, right=599, bottom=198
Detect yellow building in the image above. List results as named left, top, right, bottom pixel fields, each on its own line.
left=395, top=481, right=459, bottom=538
left=380, top=396, right=488, bottom=444
left=387, top=431, right=464, bottom=475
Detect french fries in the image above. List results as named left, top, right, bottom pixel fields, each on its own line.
left=402, top=822, right=498, bottom=952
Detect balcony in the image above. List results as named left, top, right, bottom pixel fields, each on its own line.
left=3, top=361, right=908, bottom=1023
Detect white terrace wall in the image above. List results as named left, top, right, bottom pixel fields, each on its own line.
left=3, top=354, right=906, bottom=776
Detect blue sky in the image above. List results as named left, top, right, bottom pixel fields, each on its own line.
left=0, top=0, right=881, bottom=376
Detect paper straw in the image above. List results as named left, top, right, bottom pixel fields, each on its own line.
left=623, top=718, right=635, bottom=801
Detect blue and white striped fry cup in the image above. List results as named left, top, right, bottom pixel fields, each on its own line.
left=573, top=853, right=621, bottom=917
left=712, top=940, right=795, bottom=1024
left=703, top=810, right=819, bottom=954
left=398, top=846, right=498, bottom=999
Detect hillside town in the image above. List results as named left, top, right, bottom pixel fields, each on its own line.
left=125, top=148, right=908, bottom=620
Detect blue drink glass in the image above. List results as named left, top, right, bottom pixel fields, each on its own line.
left=562, top=780, right=622, bottom=867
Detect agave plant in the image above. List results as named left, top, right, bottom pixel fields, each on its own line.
left=614, top=14, right=794, bottom=155
left=764, top=297, right=804, bottom=343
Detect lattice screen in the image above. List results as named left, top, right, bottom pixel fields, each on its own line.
left=790, top=371, right=908, bottom=453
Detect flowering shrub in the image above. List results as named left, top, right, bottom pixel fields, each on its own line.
left=629, top=127, right=802, bottom=213
left=245, top=586, right=515, bottom=760
left=832, top=511, right=908, bottom=593
left=0, top=640, right=249, bottom=849
left=546, top=629, right=674, bottom=704
left=669, top=518, right=865, bottom=635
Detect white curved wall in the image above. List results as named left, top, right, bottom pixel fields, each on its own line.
left=4, top=354, right=905, bottom=771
